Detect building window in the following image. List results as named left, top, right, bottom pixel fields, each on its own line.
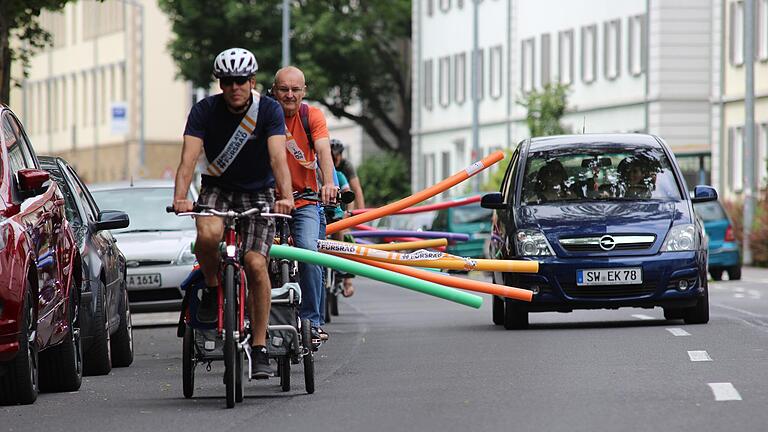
left=438, top=56, right=451, bottom=107
left=439, top=0, right=451, bottom=13
left=581, top=24, right=597, bottom=84
left=472, top=48, right=485, bottom=101
left=730, top=126, right=744, bottom=191
left=100, top=67, right=107, bottom=124
left=628, top=14, right=646, bottom=76
left=604, top=19, right=621, bottom=80
left=540, top=34, right=551, bottom=87
left=521, top=38, right=535, bottom=92
left=423, top=59, right=434, bottom=110
left=490, top=45, right=503, bottom=99
left=730, top=1, right=745, bottom=66
left=454, top=52, right=466, bottom=105
left=426, top=0, right=434, bottom=17
left=759, top=0, right=768, bottom=61
left=83, top=0, right=125, bottom=40
left=558, top=30, right=574, bottom=85
left=425, top=153, right=436, bottom=188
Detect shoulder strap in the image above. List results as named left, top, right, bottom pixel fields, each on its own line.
left=299, top=103, right=314, bottom=151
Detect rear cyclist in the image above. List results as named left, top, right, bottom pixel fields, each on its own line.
left=172, top=48, right=294, bottom=379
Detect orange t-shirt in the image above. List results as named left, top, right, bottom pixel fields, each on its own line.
left=285, top=104, right=329, bottom=208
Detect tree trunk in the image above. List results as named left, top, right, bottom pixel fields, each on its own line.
left=0, top=11, right=11, bottom=105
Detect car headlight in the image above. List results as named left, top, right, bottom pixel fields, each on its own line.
left=515, top=229, right=554, bottom=256
left=661, top=224, right=696, bottom=252
left=176, top=246, right=197, bottom=265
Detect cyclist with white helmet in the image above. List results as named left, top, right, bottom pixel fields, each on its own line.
left=172, top=47, right=294, bottom=379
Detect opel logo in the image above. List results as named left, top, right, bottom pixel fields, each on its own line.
left=599, top=235, right=616, bottom=251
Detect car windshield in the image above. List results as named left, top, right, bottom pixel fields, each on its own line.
left=693, top=201, right=727, bottom=222
left=521, top=145, right=682, bottom=205
left=91, top=187, right=195, bottom=233
left=451, top=203, right=493, bottom=224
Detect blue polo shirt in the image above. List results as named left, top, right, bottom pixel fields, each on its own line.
left=184, top=94, right=285, bottom=192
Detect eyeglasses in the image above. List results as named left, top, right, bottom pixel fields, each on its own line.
left=220, top=76, right=251, bottom=86
left=275, top=86, right=305, bottom=95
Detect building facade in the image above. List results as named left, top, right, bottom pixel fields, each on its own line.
left=413, top=0, right=715, bottom=194
left=713, top=0, right=768, bottom=198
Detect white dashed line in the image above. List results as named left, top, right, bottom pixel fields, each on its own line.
left=748, top=290, right=761, bottom=299
left=666, top=328, right=691, bottom=336
left=632, top=314, right=654, bottom=320
left=733, top=286, right=746, bottom=293
left=688, top=350, right=712, bottom=362
left=708, top=383, right=742, bottom=401
left=734, top=293, right=745, bottom=299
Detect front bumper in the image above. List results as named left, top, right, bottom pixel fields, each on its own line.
left=126, top=264, right=193, bottom=312
left=504, top=251, right=705, bottom=312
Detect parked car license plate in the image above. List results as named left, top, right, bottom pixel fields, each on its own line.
left=128, top=273, right=162, bottom=288
left=577, top=268, right=642, bottom=286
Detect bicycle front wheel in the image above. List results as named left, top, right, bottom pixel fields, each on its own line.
left=223, top=264, right=237, bottom=409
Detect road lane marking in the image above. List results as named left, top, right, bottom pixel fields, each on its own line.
left=748, top=290, right=761, bottom=299
left=632, top=314, right=654, bottom=320
left=666, top=328, right=691, bottom=336
left=688, top=350, right=712, bottom=362
left=733, top=286, right=746, bottom=293
left=734, top=293, right=745, bottom=298
left=708, top=383, right=742, bottom=401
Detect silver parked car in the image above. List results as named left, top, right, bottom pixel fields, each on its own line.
left=90, top=180, right=198, bottom=312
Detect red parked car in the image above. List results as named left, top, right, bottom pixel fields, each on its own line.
left=0, top=105, right=82, bottom=404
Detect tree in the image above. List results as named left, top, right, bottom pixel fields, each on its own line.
left=158, top=0, right=412, bottom=160
left=482, top=83, right=571, bottom=191
left=518, top=83, right=570, bottom=138
left=0, top=1, right=76, bottom=104
left=357, top=152, right=410, bottom=207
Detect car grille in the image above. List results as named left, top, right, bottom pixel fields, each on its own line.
left=559, top=235, right=656, bottom=252
left=560, top=280, right=658, bottom=298
left=128, top=260, right=173, bottom=267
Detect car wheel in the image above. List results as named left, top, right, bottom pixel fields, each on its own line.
left=503, top=300, right=529, bottom=330
left=727, top=266, right=742, bottom=281
left=709, top=268, right=723, bottom=281
left=111, top=287, right=134, bottom=367
left=0, top=287, right=39, bottom=405
left=683, top=287, right=709, bottom=325
left=663, top=308, right=684, bottom=321
left=83, top=280, right=111, bottom=375
left=39, top=285, right=83, bottom=392
left=492, top=295, right=505, bottom=325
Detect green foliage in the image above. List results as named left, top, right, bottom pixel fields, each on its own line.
left=481, top=148, right=514, bottom=192
left=517, top=83, right=570, bottom=138
left=357, top=152, right=411, bottom=207
left=750, top=194, right=768, bottom=267
left=158, top=0, right=412, bottom=156
left=0, top=0, right=76, bottom=103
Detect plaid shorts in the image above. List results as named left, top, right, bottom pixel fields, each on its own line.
left=197, top=186, right=276, bottom=257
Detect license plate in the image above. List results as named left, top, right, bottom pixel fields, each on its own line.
left=128, top=273, right=162, bottom=288
left=577, top=268, right=642, bottom=286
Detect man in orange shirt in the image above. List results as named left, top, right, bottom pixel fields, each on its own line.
left=273, top=66, right=337, bottom=343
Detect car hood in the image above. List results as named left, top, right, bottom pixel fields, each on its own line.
left=516, top=201, right=690, bottom=256
left=113, top=230, right=196, bottom=261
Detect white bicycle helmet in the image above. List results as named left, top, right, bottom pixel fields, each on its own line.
left=213, top=48, right=258, bottom=78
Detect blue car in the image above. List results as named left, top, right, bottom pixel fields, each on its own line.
left=483, top=134, right=717, bottom=329
left=693, top=200, right=742, bottom=280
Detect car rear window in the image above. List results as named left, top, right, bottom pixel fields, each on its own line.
left=521, top=145, right=682, bottom=204
left=91, top=187, right=195, bottom=233
left=693, top=201, right=727, bottom=222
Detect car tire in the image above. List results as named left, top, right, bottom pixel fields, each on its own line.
left=663, top=308, right=684, bottom=321
left=111, top=287, right=134, bottom=368
left=492, top=295, right=505, bottom=325
left=727, top=266, right=742, bottom=281
left=0, top=287, right=39, bottom=405
left=709, top=268, right=723, bottom=281
left=683, top=287, right=709, bottom=325
left=83, top=280, right=111, bottom=376
left=503, top=300, right=529, bottom=330
left=39, top=285, right=83, bottom=392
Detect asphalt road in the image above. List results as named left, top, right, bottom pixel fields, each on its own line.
left=4, top=268, right=768, bottom=432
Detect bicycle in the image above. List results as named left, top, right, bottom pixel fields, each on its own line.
left=168, top=202, right=290, bottom=408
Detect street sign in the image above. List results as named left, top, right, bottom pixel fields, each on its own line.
left=111, top=102, right=128, bottom=135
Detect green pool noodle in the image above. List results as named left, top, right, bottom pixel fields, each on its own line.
left=270, top=244, right=482, bottom=309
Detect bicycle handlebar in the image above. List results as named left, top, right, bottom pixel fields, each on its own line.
left=165, top=204, right=292, bottom=220
left=293, top=188, right=355, bottom=206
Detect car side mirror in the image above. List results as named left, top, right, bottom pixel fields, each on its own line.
left=691, top=185, right=718, bottom=203
left=94, top=210, right=130, bottom=232
left=17, top=169, right=50, bottom=198
left=481, top=192, right=505, bottom=209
